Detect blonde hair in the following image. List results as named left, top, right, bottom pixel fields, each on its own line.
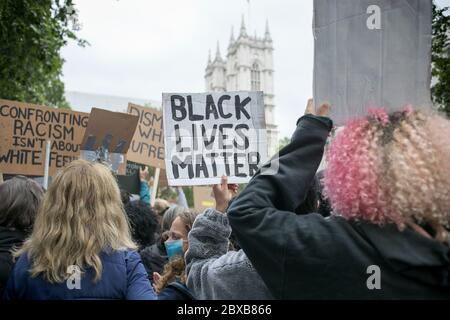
left=14, top=159, right=137, bottom=283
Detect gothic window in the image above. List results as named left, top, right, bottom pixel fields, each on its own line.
left=251, top=62, right=260, bottom=91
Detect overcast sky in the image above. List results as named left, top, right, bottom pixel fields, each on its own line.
left=61, top=0, right=450, bottom=139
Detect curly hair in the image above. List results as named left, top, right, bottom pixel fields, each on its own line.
left=324, top=108, right=450, bottom=246
left=153, top=256, right=186, bottom=294
left=125, top=200, right=159, bottom=249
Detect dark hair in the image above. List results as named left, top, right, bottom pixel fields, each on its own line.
left=124, top=200, right=159, bottom=248
left=120, top=189, right=131, bottom=206
left=294, top=176, right=320, bottom=215
left=0, top=176, right=44, bottom=234
left=315, top=170, right=331, bottom=217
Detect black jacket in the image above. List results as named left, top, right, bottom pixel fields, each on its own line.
left=139, top=242, right=168, bottom=283
left=158, top=281, right=196, bottom=300
left=0, top=227, right=26, bottom=297
left=228, top=114, right=450, bottom=299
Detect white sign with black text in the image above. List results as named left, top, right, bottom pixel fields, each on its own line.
left=162, top=92, right=267, bottom=186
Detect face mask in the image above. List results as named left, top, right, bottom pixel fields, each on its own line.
left=164, top=239, right=184, bottom=260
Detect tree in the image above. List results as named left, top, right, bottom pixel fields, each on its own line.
left=0, top=0, right=87, bottom=108
left=278, top=136, right=290, bottom=151
left=432, top=2, right=450, bottom=115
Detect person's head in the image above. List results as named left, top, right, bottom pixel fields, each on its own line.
left=15, top=159, right=136, bottom=283
left=324, top=108, right=450, bottom=245
left=167, top=209, right=197, bottom=253
left=160, top=205, right=186, bottom=234
left=154, top=210, right=197, bottom=294
left=0, top=176, right=44, bottom=234
left=154, top=199, right=170, bottom=217
left=125, top=200, right=159, bottom=249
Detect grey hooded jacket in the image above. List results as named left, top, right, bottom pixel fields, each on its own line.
left=185, top=209, right=273, bottom=300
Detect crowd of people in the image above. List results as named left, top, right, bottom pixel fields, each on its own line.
left=0, top=103, right=449, bottom=299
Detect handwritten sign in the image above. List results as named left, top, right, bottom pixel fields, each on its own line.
left=0, top=99, right=88, bottom=176
left=126, top=103, right=165, bottom=168
left=162, top=92, right=267, bottom=186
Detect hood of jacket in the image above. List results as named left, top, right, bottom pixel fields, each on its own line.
left=354, top=221, right=450, bottom=288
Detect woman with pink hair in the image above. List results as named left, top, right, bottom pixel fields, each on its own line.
left=228, top=104, right=450, bottom=299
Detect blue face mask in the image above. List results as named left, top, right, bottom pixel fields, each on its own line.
left=164, top=239, right=184, bottom=260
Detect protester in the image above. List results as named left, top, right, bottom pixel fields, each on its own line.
left=185, top=176, right=274, bottom=300
left=154, top=199, right=170, bottom=219
left=154, top=210, right=197, bottom=300
left=3, top=160, right=156, bottom=300
left=125, top=200, right=159, bottom=249
left=139, top=205, right=188, bottom=281
left=138, top=167, right=153, bottom=205
left=120, top=167, right=153, bottom=205
left=228, top=104, right=450, bottom=299
left=0, top=177, right=44, bottom=296
left=315, top=170, right=331, bottom=217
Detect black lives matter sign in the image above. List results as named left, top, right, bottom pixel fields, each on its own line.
left=162, top=92, right=267, bottom=186
left=0, top=99, right=88, bottom=176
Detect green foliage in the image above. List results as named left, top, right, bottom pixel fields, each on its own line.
left=0, top=0, right=87, bottom=108
left=278, top=136, right=290, bottom=151
left=432, top=2, right=450, bottom=115
left=182, top=186, right=194, bottom=208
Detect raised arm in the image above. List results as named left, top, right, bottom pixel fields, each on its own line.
left=185, top=208, right=272, bottom=300
left=227, top=107, right=332, bottom=298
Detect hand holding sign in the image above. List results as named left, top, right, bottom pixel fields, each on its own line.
left=305, top=101, right=331, bottom=117
left=213, top=176, right=239, bottom=213
left=139, top=167, right=149, bottom=182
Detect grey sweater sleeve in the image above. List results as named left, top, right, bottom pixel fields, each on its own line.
left=185, top=209, right=273, bottom=300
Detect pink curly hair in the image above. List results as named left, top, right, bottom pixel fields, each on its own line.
left=323, top=108, right=450, bottom=245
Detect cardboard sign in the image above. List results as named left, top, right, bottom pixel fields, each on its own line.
left=80, top=108, right=138, bottom=174
left=0, top=99, right=89, bottom=176
left=127, top=103, right=165, bottom=168
left=193, top=186, right=216, bottom=212
left=162, top=92, right=267, bottom=186
left=159, top=168, right=168, bottom=188
left=313, top=0, right=432, bottom=125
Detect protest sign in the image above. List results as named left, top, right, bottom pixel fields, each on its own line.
left=115, top=160, right=143, bottom=196
left=193, top=186, right=216, bottom=212
left=127, top=103, right=165, bottom=169
left=162, top=92, right=267, bottom=186
left=0, top=99, right=89, bottom=176
left=125, top=160, right=143, bottom=176
left=313, top=0, right=432, bottom=125
left=80, top=108, right=138, bottom=174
